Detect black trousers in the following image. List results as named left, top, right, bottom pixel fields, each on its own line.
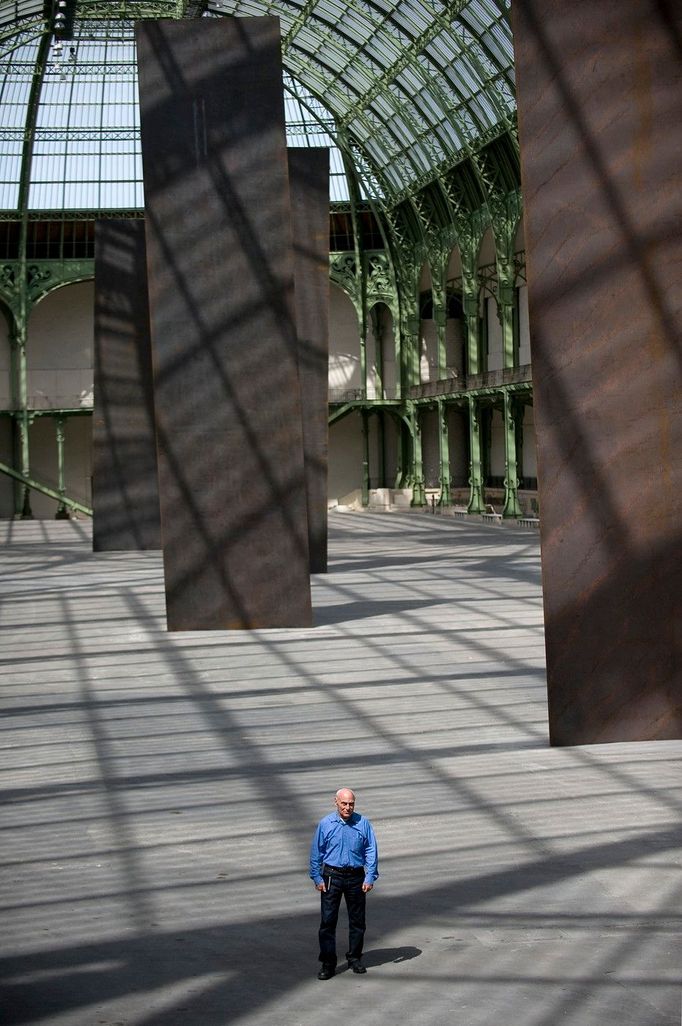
left=318, top=869, right=366, bottom=965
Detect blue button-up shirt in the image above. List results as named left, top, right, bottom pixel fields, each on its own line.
left=309, top=811, right=379, bottom=886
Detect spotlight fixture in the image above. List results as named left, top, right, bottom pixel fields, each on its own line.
left=47, top=0, right=76, bottom=40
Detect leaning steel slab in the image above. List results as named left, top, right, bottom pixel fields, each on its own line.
left=136, top=17, right=312, bottom=629
left=288, top=148, right=330, bottom=574
left=512, top=0, right=682, bottom=743
left=92, top=218, right=161, bottom=552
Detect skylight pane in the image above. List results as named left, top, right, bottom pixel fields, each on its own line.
left=0, top=147, right=21, bottom=206
left=393, top=0, right=431, bottom=34
left=367, top=29, right=402, bottom=67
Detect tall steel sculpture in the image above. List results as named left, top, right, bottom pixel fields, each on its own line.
left=137, top=17, right=312, bottom=629
left=288, top=148, right=330, bottom=574
left=512, top=0, right=682, bottom=743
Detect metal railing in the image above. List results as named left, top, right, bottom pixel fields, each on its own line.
left=407, top=364, right=532, bottom=399
left=328, top=388, right=365, bottom=402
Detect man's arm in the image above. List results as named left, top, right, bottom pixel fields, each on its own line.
left=362, top=820, right=378, bottom=891
left=309, top=822, right=326, bottom=889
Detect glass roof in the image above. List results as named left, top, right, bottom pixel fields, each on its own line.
left=0, top=0, right=517, bottom=215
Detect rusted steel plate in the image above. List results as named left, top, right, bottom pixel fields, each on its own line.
left=512, top=0, right=682, bottom=743
left=137, top=17, right=312, bottom=629
left=288, top=148, right=330, bottom=574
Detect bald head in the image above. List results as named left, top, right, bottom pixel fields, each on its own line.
left=335, top=788, right=356, bottom=820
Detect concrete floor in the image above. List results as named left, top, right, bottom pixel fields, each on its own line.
left=1, top=513, right=680, bottom=1026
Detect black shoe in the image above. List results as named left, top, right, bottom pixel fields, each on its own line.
left=348, top=960, right=367, bottom=974
left=317, top=964, right=335, bottom=980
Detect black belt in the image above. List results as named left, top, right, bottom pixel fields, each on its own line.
left=323, top=863, right=364, bottom=875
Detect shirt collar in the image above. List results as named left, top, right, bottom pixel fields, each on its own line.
left=335, top=811, right=357, bottom=824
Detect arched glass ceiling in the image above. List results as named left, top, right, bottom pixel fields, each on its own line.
left=0, top=18, right=359, bottom=210
left=210, top=0, right=516, bottom=199
left=0, top=0, right=517, bottom=215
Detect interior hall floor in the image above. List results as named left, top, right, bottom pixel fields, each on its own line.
left=0, top=513, right=680, bottom=1026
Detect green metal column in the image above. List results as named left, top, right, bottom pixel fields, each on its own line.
left=463, top=296, right=480, bottom=376
left=54, top=414, right=69, bottom=519
left=516, top=399, right=526, bottom=487
left=410, top=403, right=426, bottom=507
left=394, top=415, right=409, bottom=488
left=10, top=323, right=32, bottom=518
left=357, top=299, right=367, bottom=398
left=13, top=29, right=51, bottom=519
left=361, top=407, right=370, bottom=507
left=437, top=399, right=451, bottom=506
left=502, top=389, right=522, bottom=518
left=494, top=199, right=522, bottom=372
left=393, top=255, right=420, bottom=396
left=455, top=220, right=483, bottom=380
left=341, top=133, right=367, bottom=400
left=431, top=258, right=448, bottom=380
left=371, top=306, right=384, bottom=399
left=434, top=307, right=447, bottom=380
left=466, top=394, right=484, bottom=513
left=461, top=251, right=480, bottom=377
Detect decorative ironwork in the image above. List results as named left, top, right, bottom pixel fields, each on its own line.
left=329, top=252, right=358, bottom=299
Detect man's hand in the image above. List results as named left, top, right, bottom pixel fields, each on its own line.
left=316, top=882, right=326, bottom=892
left=362, top=883, right=373, bottom=893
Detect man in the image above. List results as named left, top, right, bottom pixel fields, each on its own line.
left=309, top=787, right=379, bottom=980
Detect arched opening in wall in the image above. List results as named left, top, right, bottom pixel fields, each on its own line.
left=477, top=228, right=501, bottom=373
left=24, top=281, right=94, bottom=516
left=366, top=302, right=397, bottom=400
left=329, top=282, right=362, bottom=401
left=515, top=218, right=531, bottom=368
left=445, top=245, right=466, bottom=378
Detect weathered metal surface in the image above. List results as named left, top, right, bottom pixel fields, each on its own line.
left=92, top=219, right=161, bottom=552
left=136, top=17, right=312, bottom=630
left=512, top=0, right=682, bottom=743
left=288, top=148, right=330, bottom=574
